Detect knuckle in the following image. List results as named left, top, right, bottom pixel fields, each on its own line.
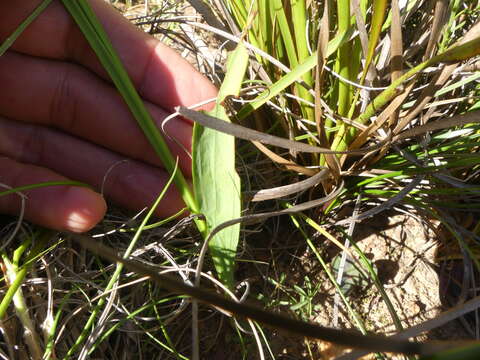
left=17, top=124, right=46, bottom=165
left=49, top=64, right=76, bottom=130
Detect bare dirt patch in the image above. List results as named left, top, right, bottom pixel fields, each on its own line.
left=280, top=212, right=471, bottom=359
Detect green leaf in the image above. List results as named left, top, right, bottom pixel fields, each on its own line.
left=217, top=42, right=249, bottom=104
left=192, top=43, right=247, bottom=287
left=331, top=255, right=372, bottom=295
left=272, top=0, right=298, bottom=67
left=360, top=0, right=388, bottom=83
left=430, top=34, right=480, bottom=63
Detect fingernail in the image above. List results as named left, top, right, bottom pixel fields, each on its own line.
left=64, top=187, right=106, bottom=233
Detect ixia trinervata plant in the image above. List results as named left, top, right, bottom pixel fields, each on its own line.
left=2, top=0, right=480, bottom=359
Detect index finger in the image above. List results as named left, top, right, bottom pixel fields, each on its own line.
left=0, top=0, right=217, bottom=111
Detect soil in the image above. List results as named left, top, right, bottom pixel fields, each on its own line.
left=308, top=213, right=471, bottom=359
left=234, top=212, right=474, bottom=359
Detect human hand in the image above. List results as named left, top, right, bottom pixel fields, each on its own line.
left=0, top=0, right=217, bottom=232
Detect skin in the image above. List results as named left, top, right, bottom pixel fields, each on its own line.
left=0, top=0, right=217, bottom=232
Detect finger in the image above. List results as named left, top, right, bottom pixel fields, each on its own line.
left=0, top=117, right=186, bottom=219
left=0, top=51, right=192, bottom=176
left=0, top=0, right=217, bottom=111
left=0, top=157, right=106, bottom=233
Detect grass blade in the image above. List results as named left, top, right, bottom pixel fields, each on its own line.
left=0, top=0, right=53, bottom=56
left=361, top=0, right=388, bottom=82
left=272, top=0, right=298, bottom=67
left=0, top=181, right=89, bottom=197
